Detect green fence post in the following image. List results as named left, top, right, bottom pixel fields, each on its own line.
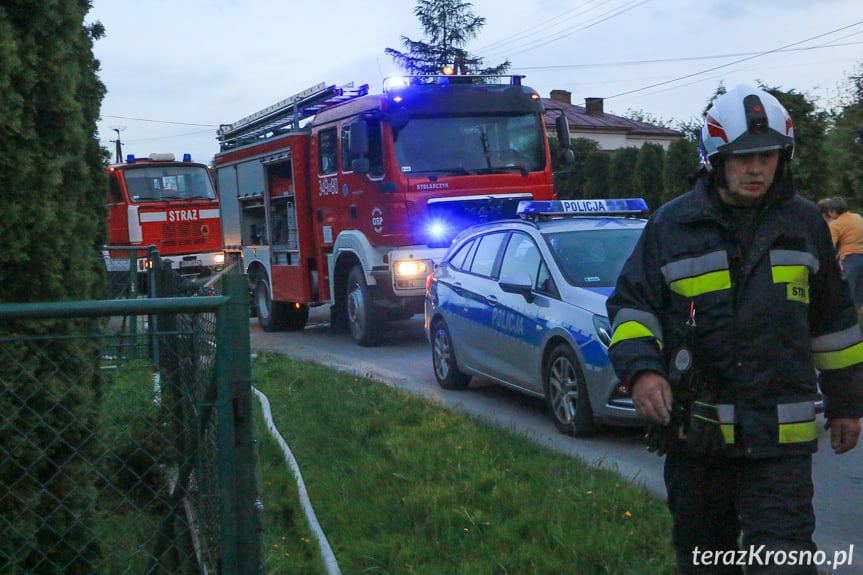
left=215, top=292, right=238, bottom=574
left=215, top=273, right=259, bottom=574
left=226, top=273, right=260, bottom=574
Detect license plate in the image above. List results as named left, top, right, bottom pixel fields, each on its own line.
left=180, top=259, right=202, bottom=268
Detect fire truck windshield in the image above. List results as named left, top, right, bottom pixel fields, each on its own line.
left=123, top=165, right=216, bottom=203
left=394, top=113, right=545, bottom=175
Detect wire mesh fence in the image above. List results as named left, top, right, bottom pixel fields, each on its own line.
left=0, top=253, right=258, bottom=574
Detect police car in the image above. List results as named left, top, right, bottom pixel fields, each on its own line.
left=424, top=198, right=648, bottom=436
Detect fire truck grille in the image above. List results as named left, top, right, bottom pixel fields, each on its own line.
left=161, top=222, right=208, bottom=247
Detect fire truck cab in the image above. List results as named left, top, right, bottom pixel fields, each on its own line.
left=104, top=153, right=224, bottom=284
left=215, top=75, right=567, bottom=346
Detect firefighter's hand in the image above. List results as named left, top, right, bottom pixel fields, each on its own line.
left=826, top=418, right=861, bottom=455
left=632, top=371, right=673, bottom=426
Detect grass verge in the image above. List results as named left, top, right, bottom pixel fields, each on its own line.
left=252, top=350, right=677, bottom=574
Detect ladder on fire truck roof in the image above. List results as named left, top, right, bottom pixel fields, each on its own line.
left=217, top=82, right=369, bottom=149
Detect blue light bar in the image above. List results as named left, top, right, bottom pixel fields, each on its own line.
left=383, top=76, right=410, bottom=92
left=517, top=198, right=649, bottom=216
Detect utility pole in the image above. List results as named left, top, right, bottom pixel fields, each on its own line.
left=109, top=126, right=126, bottom=163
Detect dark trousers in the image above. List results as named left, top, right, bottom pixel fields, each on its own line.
left=841, top=253, right=863, bottom=308
left=664, top=452, right=816, bottom=575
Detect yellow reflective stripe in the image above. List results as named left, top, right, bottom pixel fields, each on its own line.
left=609, top=320, right=663, bottom=349
left=772, top=265, right=809, bottom=285
left=778, top=421, right=818, bottom=444
left=813, top=341, right=863, bottom=370
left=721, top=425, right=735, bottom=445
left=669, top=270, right=731, bottom=297
left=612, top=308, right=664, bottom=343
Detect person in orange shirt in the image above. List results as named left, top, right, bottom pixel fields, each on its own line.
left=818, top=197, right=863, bottom=313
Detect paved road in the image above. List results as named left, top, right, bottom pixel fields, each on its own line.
left=250, top=306, right=863, bottom=575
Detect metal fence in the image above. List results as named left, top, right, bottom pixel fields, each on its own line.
left=0, top=251, right=259, bottom=574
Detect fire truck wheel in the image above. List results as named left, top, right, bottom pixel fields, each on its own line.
left=255, top=273, right=288, bottom=332
left=346, top=265, right=383, bottom=347
left=329, top=303, right=349, bottom=334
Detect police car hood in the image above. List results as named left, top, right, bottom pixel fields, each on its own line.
left=561, top=284, right=614, bottom=317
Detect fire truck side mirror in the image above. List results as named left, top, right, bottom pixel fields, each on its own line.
left=555, top=114, right=572, bottom=149
left=555, top=113, right=575, bottom=166
left=349, top=119, right=369, bottom=158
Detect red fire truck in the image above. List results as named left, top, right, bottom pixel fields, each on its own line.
left=215, top=74, right=569, bottom=346
left=104, top=152, right=224, bottom=286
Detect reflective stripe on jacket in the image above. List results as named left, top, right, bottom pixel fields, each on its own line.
left=607, top=179, right=863, bottom=457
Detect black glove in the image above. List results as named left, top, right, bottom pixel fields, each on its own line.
left=645, top=400, right=687, bottom=456
left=684, top=400, right=728, bottom=456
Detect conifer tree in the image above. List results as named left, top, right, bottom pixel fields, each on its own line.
left=634, top=143, right=665, bottom=211
left=386, top=0, right=510, bottom=75
left=0, top=2, right=107, bottom=571
left=824, top=61, right=863, bottom=209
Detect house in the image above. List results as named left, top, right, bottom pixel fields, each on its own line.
left=542, top=89, right=684, bottom=151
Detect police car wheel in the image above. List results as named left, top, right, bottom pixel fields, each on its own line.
left=431, top=319, right=471, bottom=390
left=544, top=344, right=597, bottom=437
left=346, top=265, right=383, bottom=347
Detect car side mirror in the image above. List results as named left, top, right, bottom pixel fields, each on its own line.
left=499, top=272, right=535, bottom=302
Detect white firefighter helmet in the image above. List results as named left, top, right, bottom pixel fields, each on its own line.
left=699, top=85, right=795, bottom=171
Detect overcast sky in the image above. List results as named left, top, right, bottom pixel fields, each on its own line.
left=87, top=0, right=863, bottom=164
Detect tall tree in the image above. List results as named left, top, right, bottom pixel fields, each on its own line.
left=0, top=2, right=107, bottom=571
left=824, top=60, right=863, bottom=210
left=661, top=137, right=700, bottom=205
left=386, top=0, right=510, bottom=75
left=609, top=147, right=640, bottom=199
left=583, top=149, right=611, bottom=200
left=762, top=85, right=828, bottom=203
left=634, top=143, right=665, bottom=210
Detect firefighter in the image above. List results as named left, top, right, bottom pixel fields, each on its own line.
left=606, top=85, right=863, bottom=574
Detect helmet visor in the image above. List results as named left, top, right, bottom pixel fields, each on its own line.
left=716, top=129, right=793, bottom=156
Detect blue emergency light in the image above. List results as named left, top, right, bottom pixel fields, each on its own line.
left=517, top=198, right=649, bottom=217
left=383, top=76, right=410, bottom=92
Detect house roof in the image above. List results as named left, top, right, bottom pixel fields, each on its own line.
left=541, top=98, right=684, bottom=139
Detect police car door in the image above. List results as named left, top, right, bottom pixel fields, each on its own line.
left=482, top=231, right=546, bottom=390
left=450, top=231, right=509, bottom=375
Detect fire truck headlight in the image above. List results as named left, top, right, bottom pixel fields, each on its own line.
left=395, top=260, right=428, bottom=276
left=214, top=253, right=225, bottom=265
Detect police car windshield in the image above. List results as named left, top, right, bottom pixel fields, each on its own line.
left=545, top=228, right=642, bottom=287
left=124, top=165, right=216, bottom=203
left=393, top=114, right=545, bottom=175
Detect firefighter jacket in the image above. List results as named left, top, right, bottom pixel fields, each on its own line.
left=607, top=177, right=863, bottom=457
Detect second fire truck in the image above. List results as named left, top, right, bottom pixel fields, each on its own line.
left=215, top=73, right=570, bottom=346
left=105, top=152, right=224, bottom=290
